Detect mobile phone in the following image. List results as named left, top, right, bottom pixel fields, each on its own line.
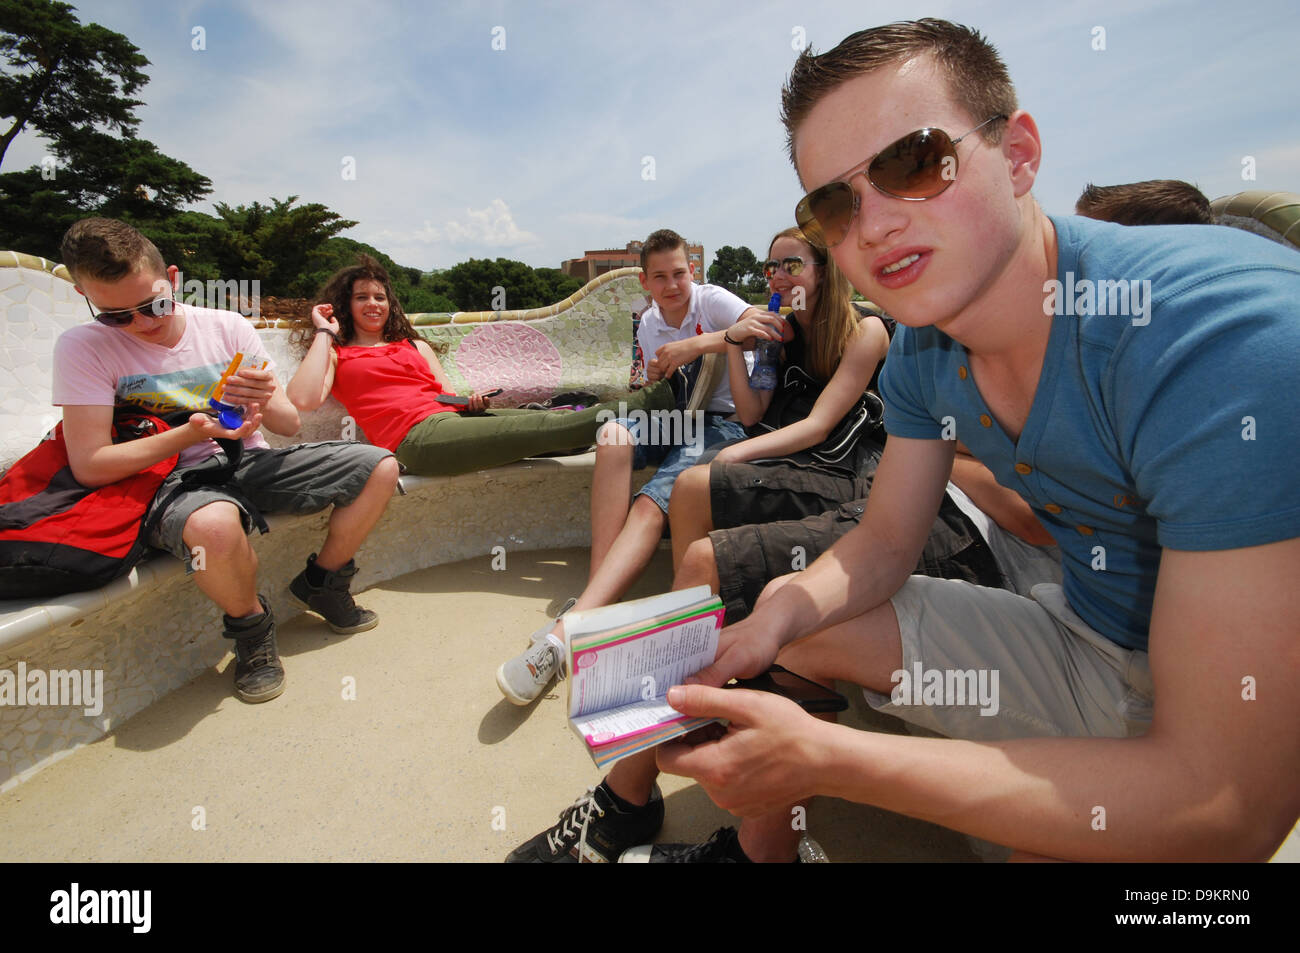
left=440, top=388, right=502, bottom=406
left=729, top=664, right=848, bottom=714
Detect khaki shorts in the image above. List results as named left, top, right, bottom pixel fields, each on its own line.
left=864, top=576, right=1154, bottom=741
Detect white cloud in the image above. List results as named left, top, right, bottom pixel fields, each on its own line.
left=441, top=199, right=539, bottom=247
left=361, top=200, right=541, bottom=266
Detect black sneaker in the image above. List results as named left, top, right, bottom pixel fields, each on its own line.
left=289, top=554, right=379, bottom=634
left=505, top=781, right=664, bottom=863
left=619, top=825, right=749, bottom=863
left=224, top=597, right=285, bottom=703
left=620, top=827, right=828, bottom=863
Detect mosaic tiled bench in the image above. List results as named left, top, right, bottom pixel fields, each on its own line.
left=0, top=252, right=652, bottom=792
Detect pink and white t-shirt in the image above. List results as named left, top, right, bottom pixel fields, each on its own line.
left=52, top=304, right=272, bottom=468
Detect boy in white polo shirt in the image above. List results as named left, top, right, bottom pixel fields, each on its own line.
left=496, top=228, right=772, bottom=710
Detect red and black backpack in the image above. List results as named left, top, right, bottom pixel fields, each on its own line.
left=0, top=413, right=182, bottom=599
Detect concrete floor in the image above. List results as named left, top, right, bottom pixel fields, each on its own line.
left=0, top=547, right=1294, bottom=863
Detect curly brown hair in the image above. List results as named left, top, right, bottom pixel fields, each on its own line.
left=291, top=254, right=421, bottom=355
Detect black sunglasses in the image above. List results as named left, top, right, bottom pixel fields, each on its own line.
left=85, top=294, right=176, bottom=327
left=762, top=256, right=822, bottom=279
left=795, top=115, right=1007, bottom=247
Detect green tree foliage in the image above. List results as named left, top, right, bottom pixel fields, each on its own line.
left=0, top=0, right=145, bottom=167
left=208, top=196, right=357, bottom=297
left=535, top=267, right=583, bottom=304
left=297, top=237, right=456, bottom=313
left=444, top=257, right=547, bottom=312
left=0, top=0, right=211, bottom=256
left=0, top=165, right=77, bottom=256
left=707, top=245, right=763, bottom=296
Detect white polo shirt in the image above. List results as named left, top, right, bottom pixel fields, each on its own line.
left=637, top=283, right=750, bottom=414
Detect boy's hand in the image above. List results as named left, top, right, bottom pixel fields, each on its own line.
left=685, top=613, right=786, bottom=689
left=649, top=337, right=700, bottom=379
left=311, top=303, right=341, bottom=335
left=656, top=685, right=828, bottom=817
left=221, top=366, right=277, bottom=407
left=186, top=402, right=264, bottom=441
left=466, top=392, right=493, bottom=412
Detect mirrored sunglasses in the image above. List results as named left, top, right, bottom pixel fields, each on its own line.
left=795, top=115, right=1007, bottom=247
left=762, top=256, right=817, bottom=278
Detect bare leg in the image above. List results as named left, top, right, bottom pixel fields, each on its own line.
left=672, top=536, right=722, bottom=594
left=589, top=422, right=636, bottom=578
left=667, top=463, right=714, bottom=570
left=184, top=501, right=262, bottom=618
left=316, top=456, right=400, bottom=570
left=545, top=495, right=668, bottom=654
left=604, top=750, right=660, bottom=805
left=575, top=495, right=666, bottom=611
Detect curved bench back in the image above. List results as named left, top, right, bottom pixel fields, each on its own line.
left=1, top=257, right=650, bottom=465
left=1211, top=190, right=1300, bottom=249
left=0, top=253, right=85, bottom=471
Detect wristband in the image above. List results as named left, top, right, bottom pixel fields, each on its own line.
left=723, top=332, right=742, bottom=346
left=314, top=327, right=338, bottom=341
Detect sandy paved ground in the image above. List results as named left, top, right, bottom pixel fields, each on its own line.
left=0, top=547, right=1294, bottom=863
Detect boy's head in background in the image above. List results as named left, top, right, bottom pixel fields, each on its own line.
left=1075, top=179, right=1213, bottom=226
left=638, top=228, right=695, bottom=322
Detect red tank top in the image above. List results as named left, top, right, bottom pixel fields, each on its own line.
left=330, top=340, right=457, bottom=451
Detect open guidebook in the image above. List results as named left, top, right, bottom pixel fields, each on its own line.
left=564, top=586, right=724, bottom=769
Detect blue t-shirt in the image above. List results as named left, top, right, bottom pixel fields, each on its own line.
left=880, top=215, right=1300, bottom=650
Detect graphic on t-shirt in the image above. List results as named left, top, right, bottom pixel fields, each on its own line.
left=115, top=362, right=231, bottom=415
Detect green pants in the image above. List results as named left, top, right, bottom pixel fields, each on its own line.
left=394, top=382, right=674, bottom=476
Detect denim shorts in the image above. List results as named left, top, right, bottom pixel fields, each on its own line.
left=611, top=411, right=746, bottom=513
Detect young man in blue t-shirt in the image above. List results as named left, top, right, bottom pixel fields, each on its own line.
left=638, top=19, right=1300, bottom=862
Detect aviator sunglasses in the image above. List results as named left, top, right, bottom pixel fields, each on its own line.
left=84, top=293, right=176, bottom=327
left=795, top=114, right=1007, bottom=247
left=762, top=256, right=823, bottom=279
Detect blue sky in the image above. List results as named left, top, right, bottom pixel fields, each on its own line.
left=8, top=0, right=1299, bottom=272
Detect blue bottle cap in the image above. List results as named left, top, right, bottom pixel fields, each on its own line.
left=209, top=397, right=246, bottom=430
left=767, top=292, right=782, bottom=312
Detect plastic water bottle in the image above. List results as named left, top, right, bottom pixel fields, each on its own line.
left=748, top=292, right=783, bottom=390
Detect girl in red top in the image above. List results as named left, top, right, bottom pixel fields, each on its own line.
left=287, top=256, right=668, bottom=476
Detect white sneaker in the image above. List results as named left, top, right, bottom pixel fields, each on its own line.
left=497, top=638, right=562, bottom=706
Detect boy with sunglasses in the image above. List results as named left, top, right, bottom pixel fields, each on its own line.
left=637, top=19, right=1300, bottom=862
left=51, top=218, right=400, bottom=704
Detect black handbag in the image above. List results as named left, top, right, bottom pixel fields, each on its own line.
left=751, top=363, right=884, bottom=465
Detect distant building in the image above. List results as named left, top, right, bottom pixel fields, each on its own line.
left=562, top=240, right=705, bottom=283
